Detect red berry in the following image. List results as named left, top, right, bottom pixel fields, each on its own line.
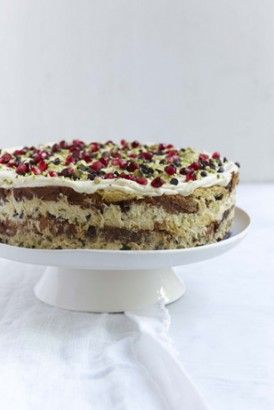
left=65, top=155, right=75, bottom=165
left=38, top=161, right=48, bottom=172
left=120, top=139, right=128, bottom=147
left=6, top=161, right=17, bottom=168
left=131, top=140, right=140, bottom=148
left=90, top=143, right=100, bottom=153
left=40, top=151, right=48, bottom=159
left=166, top=144, right=174, bottom=149
left=100, top=156, right=110, bottom=167
left=14, top=149, right=26, bottom=156
left=159, top=143, right=166, bottom=151
left=136, top=176, right=148, bottom=185
left=126, top=161, right=139, bottom=172
left=31, top=166, right=41, bottom=175
left=0, top=153, right=12, bottom=164
left=16, top=163, right=29, bottom=175
left=165, top=165, right=176, bottom=175
left=60, top=140, right=69, bottom=149
left=82, top=152, right=92, bottom=163
left=120, top=172, right=135, bottom=181
left=166, top=150, right=178, bottom=157
left=199, top=153, right=209, bottom=162
left=72, top=139, right=85, bottom=148
left=185, top=172, right=196, bottom=182
left=90, top=160, right=103, bottom=172
left=212, top=151, right=220, bottom=160
left=49, top=171, right=58, bottom=177
left=151, top=177, right=165, bottom=188
left=104, top=172, right=116, bottom=179
left=189, top=161, right=200, bottom=171
left=33, top=151, right=48, bottom=163
left=140, top=152, right=153, bottom=161
left=112, top=158, right=127, bottom=169
left=51, top=143, right=61, bottom=153
left=128, top=153, right=138, bottom=158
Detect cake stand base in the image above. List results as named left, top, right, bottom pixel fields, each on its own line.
left=34, top=267, right=185, bottom=312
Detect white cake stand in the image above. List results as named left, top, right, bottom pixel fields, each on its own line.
left=0, top=207, right=250, bottom=312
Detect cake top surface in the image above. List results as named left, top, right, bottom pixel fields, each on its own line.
left=0, top=139, right=239, bottom=196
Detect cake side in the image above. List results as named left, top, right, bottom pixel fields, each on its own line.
left=0, top=140, right=240, bottom=250
left=0, top=175, right=239, bottom=250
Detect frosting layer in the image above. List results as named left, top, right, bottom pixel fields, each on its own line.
left=0, top=140, right=239, bottom=197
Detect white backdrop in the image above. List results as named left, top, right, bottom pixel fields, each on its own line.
left=0, top=0, right=273, bottom=181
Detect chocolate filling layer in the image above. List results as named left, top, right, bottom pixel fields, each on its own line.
left=0, top=173, right=238, bottom=215
left=0, top=206, right=233, bottom=245
left=0, top=187, right=198, bottom=214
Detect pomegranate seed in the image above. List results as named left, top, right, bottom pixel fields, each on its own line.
left=126, top=161, right=139, bottom=172
left=72, top=139, right=85, bottom=148
left=165, top=165, right=176, bottom=175
left=49, top=171, right=58, bottom=177
left=51, top=143, right=61, bottom=153
left=189, top=161, right=200, bottom=171
left=16, top=163, right=29, bottom=175
left=212, top=151, right=220, bottom=160
left=40, top=151, right=48, bottom=159
left=33, top=151, right=48, bottom=163
left=151, top=177, right=165, bottom=188
left=159, top=143, right=166, bottom=151
left=140, top=152, right=153, bottom=161
left=167, top=155, right=179, bottom=164
left=120, top=172, right=135, bottom=181
left=131, top=140, right=140, bottom=148
left=90, top=143, right=100, bottom=153
left=100, top=156, right=110, bottom=167
left=120, top=139, right=128, bottom=147
left=112, top=158, right=127, bottom=169
left=0, top=153, right=12, bottom=164
left=166, top=150, right=178, bottom=157
left=60, top=140, right=69, bottom=149
left=185, top=172, right=196, bottom=182
left=14, top=149, right=26, bottom=156
left=136, top=176, right=148, bottom=185
left=31, top=166, right=41, bottom=175
left=166, top=144, right=174, bottom=149
left=82, top=152, right=92, bottom=163
left=199, top=153, right=209, bottom=161
left=128, top=153, right=138, bottom=158
left=90, top=160, right=103, bottom=172
left=104, top=173, right=116, bottom=179
left=38, top=161, right=48, bottom=172
left=72, top=150, right=81, bottom=160
left=65, top=155, right=75, bottom=165
left=119, top=159, right=128, bottom=169
left=6, top=161, right=17, bottom=168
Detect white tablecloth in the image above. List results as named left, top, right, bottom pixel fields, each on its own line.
left=0, top=183, right=272, bottom=409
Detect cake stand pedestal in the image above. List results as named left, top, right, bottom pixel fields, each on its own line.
left=34, top=267, right=185, bottom=312
left=0, top=207, right=250, bottom=312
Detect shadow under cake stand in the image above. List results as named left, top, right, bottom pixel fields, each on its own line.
left=0, top=207, right=250, bottom=312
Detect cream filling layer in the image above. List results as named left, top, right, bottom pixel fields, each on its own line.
left=0, top=161, right=238, bottom=197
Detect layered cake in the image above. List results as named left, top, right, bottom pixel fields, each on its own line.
left=0, top=139, right=239, bottom=250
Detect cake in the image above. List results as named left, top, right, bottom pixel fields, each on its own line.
left=0, top=139, right=240, bottom=250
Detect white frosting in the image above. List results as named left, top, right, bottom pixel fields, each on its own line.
left=0, top=161, right=238, bottom=197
